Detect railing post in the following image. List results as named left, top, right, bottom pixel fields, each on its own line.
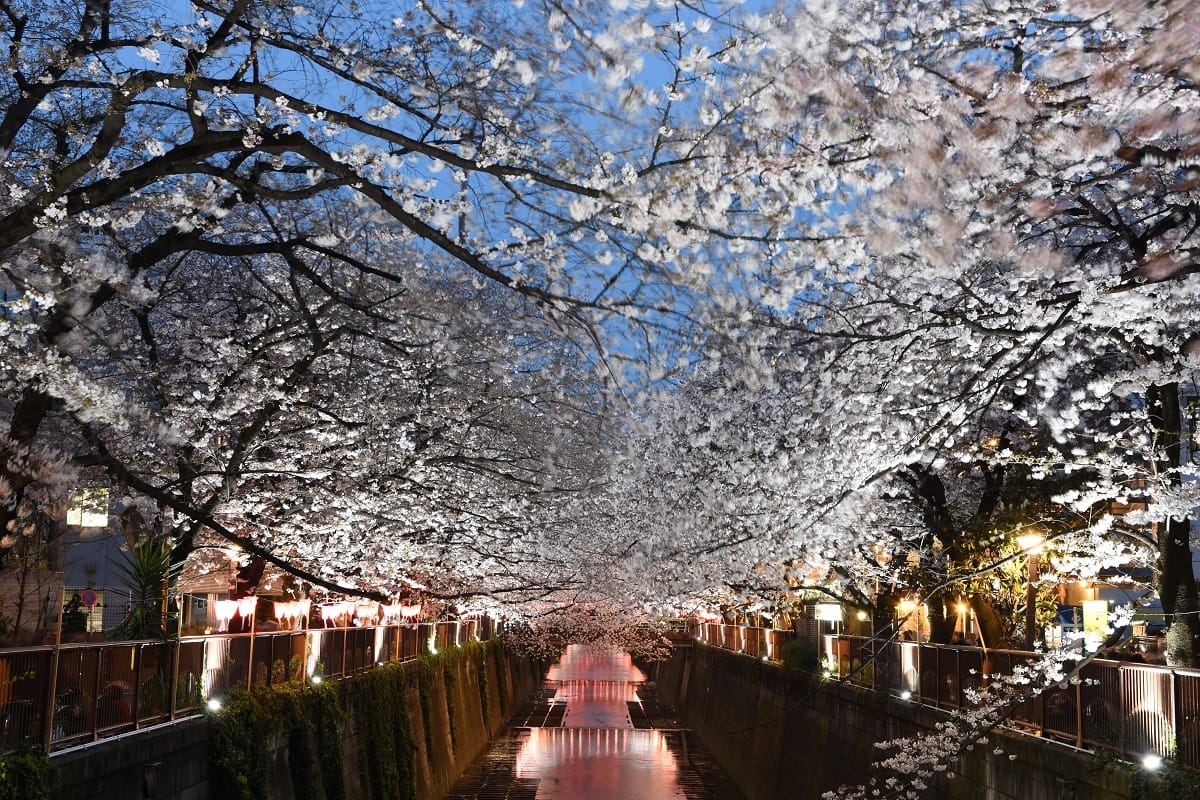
left=915, top=641, right=921, bottom=702
left=955, top=647, right=962, bottom=708
left=246, top=604, right=257, bottom=690
left=1171, top=669, right=1181, bottom=761
left=341, top=620, right=348, bottom=676
left=43, top=586, right=66, bottom=750
left=1074, top=659, right=1084, bottom=749
left=1118, top=663, right=1127, bottom=760
left=91, top=645, right=104, bottom=741
left=132, top=644, right=143, bottom=728
left=169, top=595, right=183, bottom=720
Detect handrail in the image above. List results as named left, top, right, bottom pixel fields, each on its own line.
left=0, top=617, right=495, bottom=754
left=692, top=623, right=1200, bottom=768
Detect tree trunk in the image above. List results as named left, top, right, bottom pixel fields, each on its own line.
left=1147, top=382, right=1200, bottom=666
left=971, top=598, right=1009, bottom=649
left=927, top=592, right=956, bottom=644
left=0, top=389, right=55, bottom=540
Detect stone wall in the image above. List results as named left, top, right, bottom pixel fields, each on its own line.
left=52, top=641, right=539, bottom=800
left=655, top=643, right=1152, bottom=800
left=54, top=717, right=210, bottom=800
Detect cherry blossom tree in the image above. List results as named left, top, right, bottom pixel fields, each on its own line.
left=603, top=0, right=1200, bottom=658
left=0, top=0, right=754, bottom=597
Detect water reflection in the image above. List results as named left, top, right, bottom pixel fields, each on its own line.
left=515, top=644, right=683, bottom=799
left=515, top=727, right=682, bottom=799
left=545, top=645, right=648, bottom=683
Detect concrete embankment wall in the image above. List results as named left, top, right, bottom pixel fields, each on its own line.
left=53, top=640, right=539, bottom=800
left=655, top=644, right=1156, bottom=800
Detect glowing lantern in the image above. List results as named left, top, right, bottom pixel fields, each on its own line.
left=321, top=602, right=354, bottom=627
left=274, top=599, right=312, bottom=630
left=213, top=600, right=239, bottom=632
left=354, top=602, right=380, bottom=625
left=237, top=597, right=258, bottom=619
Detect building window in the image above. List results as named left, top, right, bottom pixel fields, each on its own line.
left=66, top=487, right=109, bottom=528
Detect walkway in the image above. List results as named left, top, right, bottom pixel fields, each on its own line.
left=446, top=645, right=741, bottom=800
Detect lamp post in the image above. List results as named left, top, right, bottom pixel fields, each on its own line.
left=1017, top=531, right=1045, bottom=650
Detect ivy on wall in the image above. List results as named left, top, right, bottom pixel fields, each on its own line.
left=208, top=641, right=501, bottom=800
left=417, top=652, right=439, bottom=766
left=344, top=661, right=417, bottom=800
left=0, top=748, right=54, bottom=800
left=490, top=638, right=509, bottom=714
left=208, top=681, right=335, bottom=800
left=473, top=642, right=490, bottom=727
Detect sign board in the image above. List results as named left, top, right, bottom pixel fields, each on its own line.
left=1082, top=599, right=1109, bottom=633
left=815, top=603, right=843, bottom=622
left=80, top=588, right=98, bottom=608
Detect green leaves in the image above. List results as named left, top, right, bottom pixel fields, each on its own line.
left=111, top=538, right=177, bottom=640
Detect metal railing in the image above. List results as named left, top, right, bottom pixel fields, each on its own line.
left=694, top=622, right=795, bottom=661
left=0, top=618, right=489, bottom=754
left=693, top=624, right=1200, bottom=768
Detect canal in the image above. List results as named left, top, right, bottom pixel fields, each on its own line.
left=446, top=644, right=742, bottom=800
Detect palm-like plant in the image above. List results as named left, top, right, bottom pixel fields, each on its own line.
left=111, top=539, right=177, bottom=640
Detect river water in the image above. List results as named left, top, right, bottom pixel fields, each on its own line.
left=446, top=644, right=741, bottom=800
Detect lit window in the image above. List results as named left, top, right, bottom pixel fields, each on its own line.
left=66, top=488, right=109, bottom=527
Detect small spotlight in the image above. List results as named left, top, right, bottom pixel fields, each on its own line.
left=1143, top=754, right=1163, bottom=770
left=206, top=698, right=223, bottom=712
left=900, top=690, right=912, bottom=701
left=311, top=675, right=323, bottom=684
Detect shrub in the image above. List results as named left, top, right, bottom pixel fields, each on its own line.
left=0, top=748, right=54, bottom=800
left=781, top=638, right=819, bottom=674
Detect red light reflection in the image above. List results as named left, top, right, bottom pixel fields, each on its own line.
left=511, top=644, right=682, bottom=798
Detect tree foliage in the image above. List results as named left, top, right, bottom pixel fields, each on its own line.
left=3, top=0, right=1200, bottom=793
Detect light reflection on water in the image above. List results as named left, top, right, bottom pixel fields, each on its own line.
left=514, top=726, right=683, bottom=799
left=544, top=645, right=648, bottom=683
left=514, top=645, right=683, bottom=799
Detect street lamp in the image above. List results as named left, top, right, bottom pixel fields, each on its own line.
left=1016, top=531, right=1045, bottom=650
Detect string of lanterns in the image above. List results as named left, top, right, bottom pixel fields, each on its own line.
left=212, top=595, right=426, bottom=631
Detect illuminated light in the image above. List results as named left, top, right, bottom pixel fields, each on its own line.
left=274, top=599, right=311, bottom=630
left=900, top=690, right=912, bottom=701
left=67, top=487, right=110, bottom=527
left=311, top=675, right=322, bottom=685
left=400, top=602, right=422, bottom=620
left=1082, top=600, right=1110, bottom=634
left=237, top=597, right=258, bottom=619
left=306, top=631, right=322, bottom=676
left=897, top=599, right=916, bottom=614
left=206, top=698, right=223, bottom=712
left=1016, top=532, right=1045, bottom=555
left=815, top=603, right=843, bottom=622
left=321, top=602, right=354, bottom=627
left=955, top=603, right=968, bottom=615
left=856, top=610, right=869, bottom=622
left=213, top=599, right=239, bottom=632
left=428, top=632, right=438, bottom=655
left=354, top=602, right=380, bottom=625
left=1143, top=754, right=1163, bottom=771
